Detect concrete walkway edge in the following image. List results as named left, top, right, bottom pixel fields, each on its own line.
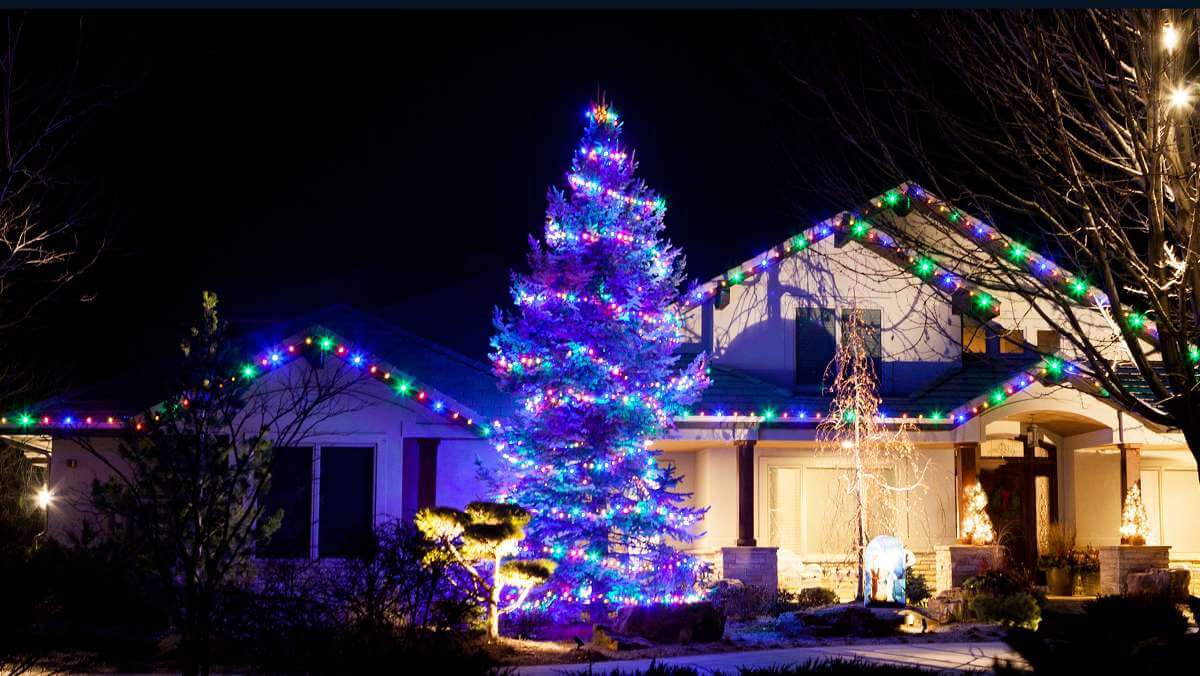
left=513, top=641, right=1026, bottom=675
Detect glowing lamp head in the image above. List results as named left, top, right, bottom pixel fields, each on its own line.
left=1169, top=84, right=1192, bottom=110
left=35, top=486, right=51, bottom=509
left=1163, top=22, right=1180, bottom=51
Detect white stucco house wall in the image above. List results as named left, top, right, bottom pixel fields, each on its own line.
left=4, top=184, right=1199, bottom=599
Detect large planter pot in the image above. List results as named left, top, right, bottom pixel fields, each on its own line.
left=1045, top=567, right=1073, bottom=596
left=1076, top=571, right=1100, bottom=596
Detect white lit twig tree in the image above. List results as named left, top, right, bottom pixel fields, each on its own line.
left=818, top=308, right=930, bottom=599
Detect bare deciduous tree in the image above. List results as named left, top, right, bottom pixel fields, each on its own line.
left=785, top=9, right=1200, bottom=477
left=0, top=15, right=109, bottom=407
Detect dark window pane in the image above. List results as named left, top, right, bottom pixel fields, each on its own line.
left=796, top=307, right=836, bottom=386
left=1037, top=330, right=1061, bottom=353
left=1001, top=328, right=1026, bottom=354
left=963, top=318, right=988, bottom=354
left=840, top=309, right=883, bottom=378
left=319, top=446, right=374, bottom=558
left=259, top=446, right=312, bottom=558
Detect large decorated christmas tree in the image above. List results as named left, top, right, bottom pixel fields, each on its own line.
left=490, top=100, right=710, bottom=618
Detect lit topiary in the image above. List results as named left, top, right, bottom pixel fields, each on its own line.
left=960, top=482, right=995, bottom=545
left=416, top=501, right=555, bottom=640
left=1119, top=484, right=1150, bottom=545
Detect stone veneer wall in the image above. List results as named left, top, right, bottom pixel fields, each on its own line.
left=696, top=548, right=937, bottom=603
left=1098, top=545, right=1171, bottom=596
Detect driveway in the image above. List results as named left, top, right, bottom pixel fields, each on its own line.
left=514, top=641, right=1026, bottom=674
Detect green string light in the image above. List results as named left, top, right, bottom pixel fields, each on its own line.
left=1007, top=243, right=1028, bottom=262
left=914, top=257, right=936, bottom=277
left=974, top=293, right=993, bottom=311
left=1067, top=278, right=1089, bottom=298
left=1126, top=313, right=1146, bottom=330
left=1044, top=357, right=1063, bottom=378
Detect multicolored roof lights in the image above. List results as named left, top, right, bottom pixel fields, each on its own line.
left=675, top=355, right=1097, bottom=430
left=2, top=328, right=498, bottom=438
left=679, top=187, right=1004, bottom=323
left=903, top=183, right=1162, bottom=348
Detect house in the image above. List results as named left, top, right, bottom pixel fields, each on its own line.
left=4, top=305, right=509, bottom=559
left=659, top=183, right=1200, bottom=598
left=5, top=184, right=1198, bottom=599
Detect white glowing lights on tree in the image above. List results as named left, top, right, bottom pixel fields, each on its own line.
left=1119, top=483, right=1150, bottom=545
left=819, top=308, right=929, bottom=599
left=960, top=482, right=995, bottom=545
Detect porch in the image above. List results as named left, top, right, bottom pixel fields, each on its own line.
left=660, top=393, right=1200, bottom=597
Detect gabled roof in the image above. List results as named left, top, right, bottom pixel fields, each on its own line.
left=2, top=304, right=508, bottom=436
left=678, top=183, right=1139, bottom=428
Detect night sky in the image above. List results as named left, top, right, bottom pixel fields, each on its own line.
left=18, top=11, right=881, bottom=394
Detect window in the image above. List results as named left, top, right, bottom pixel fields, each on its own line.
left=259, top=446, right=313, bottom=558
left=841, top=309, right=882, bottom=377
left=962, top=318, right=988, bottom=354
left=1037, top=330, right=1061, bottom=353
left=1001, top=328, right=1026, bottom=354
left=767, top=464, right=895, bottom=557
left=796, top=307, right=836, bottom=386
left=318, top=446, right=375, bottom=558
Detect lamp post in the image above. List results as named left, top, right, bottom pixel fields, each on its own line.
left=33, top=485, right=51, bottom=549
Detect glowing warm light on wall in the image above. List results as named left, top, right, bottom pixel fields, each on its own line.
left=35, top=486, right=52, bottom=509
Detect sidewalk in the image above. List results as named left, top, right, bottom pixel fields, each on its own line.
left=514, top=641, right=1026, bottom=675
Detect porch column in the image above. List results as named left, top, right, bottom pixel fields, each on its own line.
left=954, top=442, right=979, bottom=539
left=722, top=438, right=777, bottom=589
left=1119, top=443, right=1142, bottom=507
left=736, top=440, right=757, bottom=546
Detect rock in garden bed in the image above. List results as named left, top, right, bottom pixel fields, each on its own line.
left=615, top=602, right=725, bottom=644
left=774, top=603, right=907, bottom=638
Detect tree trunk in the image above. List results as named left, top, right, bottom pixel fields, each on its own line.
left=488, top=555, right=501, bottom=640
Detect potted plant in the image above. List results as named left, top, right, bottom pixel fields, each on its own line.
left=1038, top=523, right=1075, bottom=596
left=1071, top=545, right=1100, bottom=596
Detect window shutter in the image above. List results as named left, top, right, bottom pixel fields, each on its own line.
left=795, top=307, right=836, bottom=386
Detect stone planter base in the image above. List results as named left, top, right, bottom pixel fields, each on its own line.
left=721, top=546, right=779, bottom=591
left=1098, top=545, right=1170, bottom=596
left=934, top=545, right=1003, bottom=592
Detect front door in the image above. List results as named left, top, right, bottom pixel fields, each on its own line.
left=977, top=437, right=1057, bottom=571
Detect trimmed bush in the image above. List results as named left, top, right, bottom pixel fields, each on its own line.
left=904, top=571, right=931, bottom=606
left=968, top=591, right=1040, bottom=628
